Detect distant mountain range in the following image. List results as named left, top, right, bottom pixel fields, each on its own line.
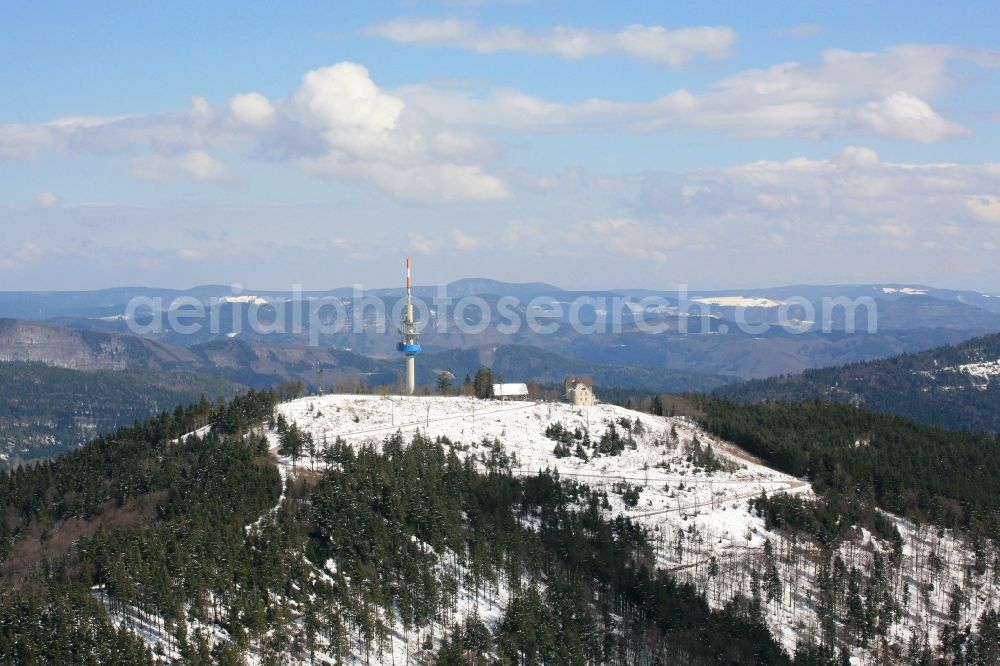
left=1, top=318, right=725, bottom=465
left=0, top=318, right=722, bottom=394
left=3, top=280, right=1000, bottom=380
left=715, top=332, right=1000, bottom=433
left=3, top=279, right=1000, bottom=464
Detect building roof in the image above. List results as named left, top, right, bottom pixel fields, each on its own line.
left=564, top=375, right=593, bottom=388
left=493, top=383, right=529, bottom=397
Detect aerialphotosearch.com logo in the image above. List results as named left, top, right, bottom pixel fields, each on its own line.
left=122, top=284, right=879, bottom=345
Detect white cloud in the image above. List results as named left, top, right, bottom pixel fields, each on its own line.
left=367, top=19, right=736, bottom=67
left=0, top=241, right=45, bottom=270
left=854, top=91, right=969, bottom=142
left=397, top=44, right=994, bottom=142
left=299, top=158, right=508, bottom=204
left=16, top=242, right=43, bottom=263
left=16, top=62, right=503, bottom=204
left=966, top=195, right=1000, bottom=223
left=834, top=145, right=880, bottom=168
left=0, top=44, right=994, bottom=216
left=132, top=150, right=234, bottom=183
left=772, top=23, right=823, bottom=38
left=178, top=247, right=208, bottom=261
left=630, top=149, right=1000, bottom=253
left=452, top=228, right=484, bottom=249
left=35, top=191, right=60, bottom=208
left=0, top=124, right=57, bottom=158
left=190, top=95, right=214, bottom=122
left=287, top=62, right=508, bottom=203
left=228, top=92, right=277, bottom=127
left=501, top=221, right=543, bottom=249
left=871, top=221, right=914, bottom=245
left=588, top=217, right=632, bottom=234
left=408, top=232, right=434, bottom=254
left=569, top=217, right=679, bottom=264
left=292, top=63, right=404, bottom=135
left=45, top=115, right=130, bottom=129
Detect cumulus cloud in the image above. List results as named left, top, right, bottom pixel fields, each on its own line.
left=293, top=63, right=403, bottom=134
left=854, top=91, right=969, bottom=142
left=397, top=44, right=994, bottom=142
left=631, top=148, right=1000, bottom=254
left=287, top=62, right=509, bottom=203
left=0, top=45, right=994, bottom=214
left=228, top=92, right=277, bottom=127
left=0, top=60, right=507, bottom=204
left=366, top=19, right=736, bottom=67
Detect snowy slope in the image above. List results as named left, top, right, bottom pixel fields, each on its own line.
left=108, top=393, right=1000, bottom=665
left=921, top=357, right=1000, bottom=388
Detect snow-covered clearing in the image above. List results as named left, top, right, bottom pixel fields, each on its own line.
left=879, top=287, right=928, bottom=295
left=955, top=359, right=1000, bottom=382
left=919, top=358, right=1000, bottom=388
left=693, top=296, right=785, bottom=308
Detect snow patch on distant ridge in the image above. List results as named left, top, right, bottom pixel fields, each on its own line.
left=693, top=296, right=785, bottom=308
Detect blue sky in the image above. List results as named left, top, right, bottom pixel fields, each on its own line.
left=1, top=1, right=999, bottom=291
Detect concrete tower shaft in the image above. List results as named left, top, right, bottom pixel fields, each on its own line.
left=397, top=257, right=421, bottom=394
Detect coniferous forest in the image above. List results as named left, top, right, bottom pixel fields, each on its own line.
left=6, top=387, right=1000, bottom=664
left=692, top=398, right=1000, bottom=542
left=712, top=332, right=1000, bottom=433
left=0, top=389, right=819, bottom=665
left=0, top=361, right=240, bottom=469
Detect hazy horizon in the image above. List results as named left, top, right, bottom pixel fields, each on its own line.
left=1, top=276, right=998, bottom=297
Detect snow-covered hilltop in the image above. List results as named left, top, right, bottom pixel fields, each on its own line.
left=101, top=393, right=1000, bottom=665
left=275, top=394, right=801, bottom=504
left=264, top=394, right=997, bottom=665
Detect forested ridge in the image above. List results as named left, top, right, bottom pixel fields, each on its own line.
left=0, top=389, right=820, bottom=664
left=712, top=332, right=1000, bottom=433
left=0, top=361, right=240, bottom=468
left=692, top=398, right=1000, bottom=542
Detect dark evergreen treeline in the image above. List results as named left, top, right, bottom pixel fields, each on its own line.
left=0, top=361, right=240, bottom=468
left=752, top=492, right=903, bottom=550
left=0, top=390, right=282, bottom=663
left=693, top=397, right=1000, bottom=541
left=0, top=577, right=154, bottom=664
left=712, top=332, right=1000, bottom=433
